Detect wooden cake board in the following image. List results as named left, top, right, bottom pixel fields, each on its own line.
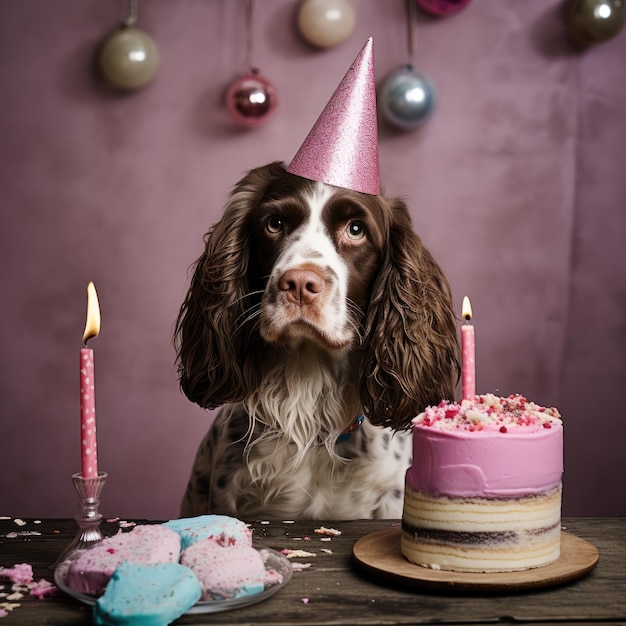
left=353, top=528, right=599, bottom=592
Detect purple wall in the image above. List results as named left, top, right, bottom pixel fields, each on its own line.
left=1, top=1, right=624, bottom=519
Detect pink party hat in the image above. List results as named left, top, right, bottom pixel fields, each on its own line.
left=287, top=37, right=380, bottom=196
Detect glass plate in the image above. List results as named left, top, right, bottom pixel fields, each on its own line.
left=54, top=547, right=292, bottom=614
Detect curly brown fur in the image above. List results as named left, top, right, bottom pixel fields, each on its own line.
left=360, top=198, right=460, bottom=429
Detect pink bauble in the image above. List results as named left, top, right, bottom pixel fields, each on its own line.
left=225, top=71, right=277, bottom=127
left=297, top=0, right=355, bottom=49
left=416, top=0, right=473, bottom=17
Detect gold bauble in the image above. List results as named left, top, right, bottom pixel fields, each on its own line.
left=567, top=0, right=626, bottom=45
left=99, top=26, right=159, bottom=90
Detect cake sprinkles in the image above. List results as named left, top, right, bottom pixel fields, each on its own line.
left=413, top=394, right=562, bottom=432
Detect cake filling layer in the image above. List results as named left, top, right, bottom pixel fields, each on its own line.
left=401, top=521, right=559, bottom=544
left=400, top=533, right=560, bottom=573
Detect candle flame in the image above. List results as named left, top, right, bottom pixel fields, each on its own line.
left=462, top=296, right=472, bottom=321
left=82, top=282, right=101, bottom=344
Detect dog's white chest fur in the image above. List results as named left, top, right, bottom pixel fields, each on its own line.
left=180, top=343, right=413, bottom=520
left=230, top=424, right=411, bottom=520
left=232, top=345, right=411, bottom=519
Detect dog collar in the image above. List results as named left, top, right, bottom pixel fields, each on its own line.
left=336, top=415, right=364, bottom=443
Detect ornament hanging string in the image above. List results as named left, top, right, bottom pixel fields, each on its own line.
left=244, top=0, right=255, bottom=72
left=405, top=0, right=417, bottom=65
left=123, top=0, right=138, bottom=27
left=225, top=0, right=276, bottom=127
left=379, top=0, right=436, bottom=129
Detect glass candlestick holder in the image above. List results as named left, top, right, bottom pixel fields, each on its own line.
left=52, top=471, right=107, bottom=568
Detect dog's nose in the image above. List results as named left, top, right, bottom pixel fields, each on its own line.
left=279, top=269, right=325, bottom=305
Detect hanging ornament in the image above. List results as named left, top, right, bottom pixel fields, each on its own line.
left=380, top=65, right=436, bottom=130
left=415, top=0, right=473, bottom=18
left=380, top=0, right=436, bottom=130
left=98, top=0, right=159, bottom=91
left=225, top=71, right=277, bottom=127
left=567, top=0, right=625, bottom=46
left=297, top=0, right=356, bottom=49
left=225, top=0, right=277, bottom=127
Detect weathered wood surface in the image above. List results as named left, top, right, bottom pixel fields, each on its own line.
left=0, top=517, right=624, bottom=625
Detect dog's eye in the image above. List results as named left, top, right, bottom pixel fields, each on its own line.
left=346, top=221, right=366, bottom=240
left=266, top=215, right=284, bottom=234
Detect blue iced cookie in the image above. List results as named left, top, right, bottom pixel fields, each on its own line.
left=163, top=515, right=252, bottom=550
left=94, top=562, right=201, bottom=626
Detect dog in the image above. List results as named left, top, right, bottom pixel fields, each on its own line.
left=174, top=162, right=459, bottom=519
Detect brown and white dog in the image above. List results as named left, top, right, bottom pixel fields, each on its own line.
left=175, top=162, right=459, bottom=519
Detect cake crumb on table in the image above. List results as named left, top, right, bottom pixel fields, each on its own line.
left=281, top=549, right=316, bottom=559
left=314, top=526, right=341, bottom=536
left=5, top=592, right=23, bottom=602
left=0, top=564, right=33, bottom=585
left=0, top=602, right=21, bottom=617
left=5, top=531, right=42, bottom=539
left=290, top=562, right=312, bottom=572
left=29, top=579, right=58, bottom=599
left=118, top=520, right=136, bottom=529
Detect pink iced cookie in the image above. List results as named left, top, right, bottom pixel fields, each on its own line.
left=181, top=538, right=280, bottom=601
left=66, top=525, right=180, bottom=596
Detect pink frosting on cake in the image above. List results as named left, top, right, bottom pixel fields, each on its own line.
left=406, top=394, right=563, bottom=498
left=66, top=525, right=181, bottom=595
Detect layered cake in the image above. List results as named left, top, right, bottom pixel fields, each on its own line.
left=401, top=394, right=563, bottom=573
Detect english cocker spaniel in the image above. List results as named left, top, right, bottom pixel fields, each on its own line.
left=175, top=162, right=459, bottom=519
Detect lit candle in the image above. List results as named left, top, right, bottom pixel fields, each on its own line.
left=461, top=296, right=475, bottom=401
left=80, top=282, right=101, bottom=478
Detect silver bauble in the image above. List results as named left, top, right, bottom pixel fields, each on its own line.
left=380, top=65, right=436, bottom=130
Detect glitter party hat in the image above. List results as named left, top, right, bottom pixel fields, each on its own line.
left=287, top=37, right=380, bottom=196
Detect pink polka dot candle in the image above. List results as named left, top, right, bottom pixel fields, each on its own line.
left=80, top=282, right=100, bottom=479
left=461, top=296, right=476, bottom=401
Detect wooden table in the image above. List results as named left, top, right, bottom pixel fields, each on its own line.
left=1, top=517, right=624, bottom=625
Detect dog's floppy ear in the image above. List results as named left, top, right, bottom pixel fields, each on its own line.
left=360, top=197, right=460, bottom=430
left=174, top=162, right=287, bottom=409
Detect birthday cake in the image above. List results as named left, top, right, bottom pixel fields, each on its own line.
left=401, top=394, right=563, bottom=573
